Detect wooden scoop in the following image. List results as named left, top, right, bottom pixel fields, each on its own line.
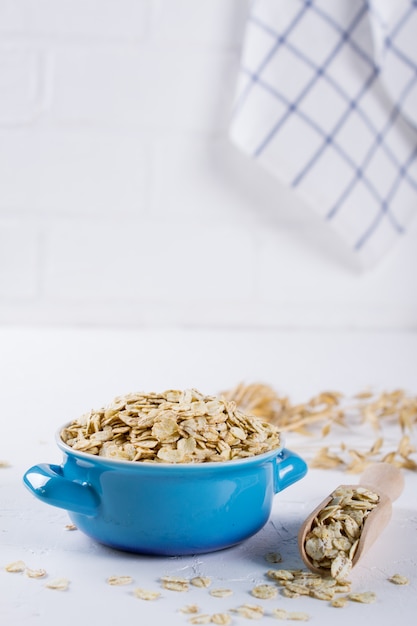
left=298, top=462, right=404, bottom=575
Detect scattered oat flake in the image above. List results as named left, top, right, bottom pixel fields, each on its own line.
left=331, top=596, right=349, bottom=608
left=389, top=574, right=409, bottom=585
left=330, top=553, right=352, bottom=582
left=211, top=614, right=232, bottom=625
left=251, top=584, right=278, bottom=599
left=64, top=524, right=77, bottom=531
left=309, top=587, right=335, bottom=601
left=133, top=588, right=161, bottom=600
left=0, top=460, right=10, bottom=468
left=266, top=569, right=295, bottom=581
left=281, top=588, right=300, bottom=599
left=223, top=383, right=417, bottom=473
left=265, top=552, right=282, bottom=563
left=232, top=603, right=264, bottom=619
left=310, top=447, right=345, bottom=470
left=26, top=568, right=47, bottom=579
left=209, top=588, right=233, bottom=598
left=188, top=615, right=211, bottom=625
left=272, top=608, right=289, bottom=620
left=265, top=566, right=356, bottom=605
left=5, top=561, right=26, bottom=573
left=161, top=576, right=189, bottom=592
left=180, top=605, right=200, bottom=615
left=46, top=578, right=70, bottom=591
left=191, top=576, right=211, bottom=588
left=288, top=612, right=310, bottom=621
left=107, top=575, right=133, bottom=586
left=348, top=591, right=376, bottom=604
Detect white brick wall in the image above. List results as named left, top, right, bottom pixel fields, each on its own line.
left=0, top=128, right=148, bottom=214
left=0, top=0, right=416, bottom=330
left=0, top=219, right=39, bottom=298
left=0, top=0, right=149, bottom=40
left=0, top=46, right=43, bottom=124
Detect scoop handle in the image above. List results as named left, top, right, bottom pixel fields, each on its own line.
left=359, top=462, right=404, bottom=502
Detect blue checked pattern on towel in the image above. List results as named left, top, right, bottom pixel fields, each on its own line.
left=229, top=0, right=417, bottom=267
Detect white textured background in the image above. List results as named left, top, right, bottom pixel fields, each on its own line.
left=0, top=0, right=416, bottom=330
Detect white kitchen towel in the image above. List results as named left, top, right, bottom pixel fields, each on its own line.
left=229, top=0, right=417, bottom=268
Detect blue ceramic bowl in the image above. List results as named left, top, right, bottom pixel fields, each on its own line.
left=23, top=428, right=307, bottom=555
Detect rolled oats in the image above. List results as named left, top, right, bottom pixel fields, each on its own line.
left=388, top=574, right=409, bottom=585
left=64, top=524, right=77, bottom=531
left=5, top=561, right=26, bottom=573
left=304, top=486, right=379, bottom=580
left=266, top=568, right=352, bottom=603
left=272, top=608, right=289, bottom=620
left=106, top=575, right=133, bottom=586
left=288, top=612, right=310, bottom=621
left=211, top=614, right=232, bottom=625
left=251, top=584, right=278, bottom=599
left=330, top=596, right=349, bottom=608
left=180, top=605, right=200, bottom=614
left=25, top=568, right=47, bottom=579
left=232, top=603, right=264, bottom=619
left=46, top=578, right=70, bottom=591
left=330, top=554, right=352, bottom=581
left=191, top=576, right=211, bottom=588
left=348, top=591, right=376, bottom=604
left=265, top=552, right=283, bottom=564
left=266, top=569, right=295, bottom=582
left=282, top=582, right=311, bottom=597
left=209, top=588, right=233, bottom=598
left=61, top=388, right=281, bottom=464
left=309, top=587, right=335, bottom=601
left=188, top=615, right=211, bottom=624
left=133, top=588, right=161, bottom=600
left=281, top=587, right=301, bottom=599
left=161, top=576, right=190, bottom=592
left=223, top=382, right=417, bottom=473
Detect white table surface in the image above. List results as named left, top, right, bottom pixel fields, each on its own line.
left=1, top=327, right=416, bottom=626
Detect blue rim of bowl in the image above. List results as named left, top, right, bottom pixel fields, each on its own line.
left=55, top=423, right=285, bottom=470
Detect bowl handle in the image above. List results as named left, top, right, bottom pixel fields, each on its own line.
left=23, top=463, right=100, bottom=517
left=274, top=448, right=308, bottom=493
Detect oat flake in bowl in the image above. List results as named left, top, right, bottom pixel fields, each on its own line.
left=60, top=388, right=282, bottom=463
